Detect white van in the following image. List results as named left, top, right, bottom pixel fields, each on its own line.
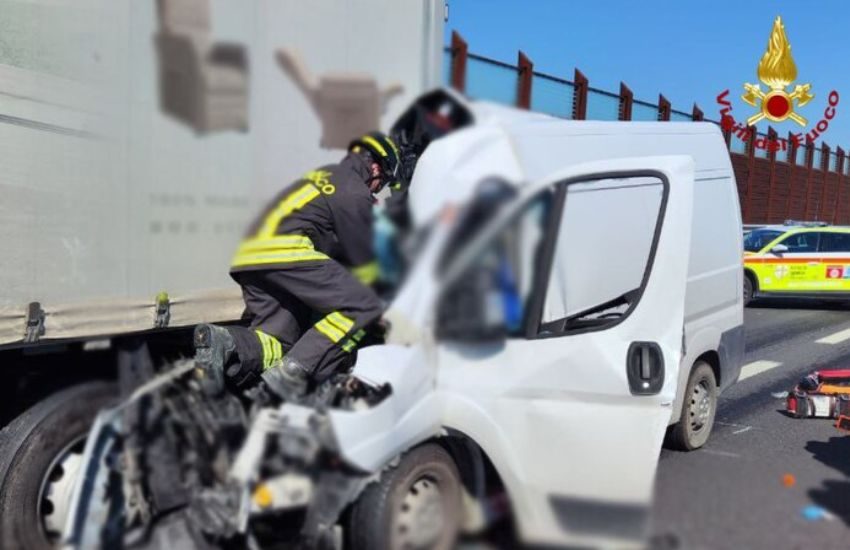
left=65, top=91, right=744, bottom=549
left=407, top=96, right=745, bottom=451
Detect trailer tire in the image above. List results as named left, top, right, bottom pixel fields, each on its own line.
left=666, top=362, right=717, bottom=451
left=0, top=381, right=116, bottom=550
left=348, top=443, right=462, bottom=550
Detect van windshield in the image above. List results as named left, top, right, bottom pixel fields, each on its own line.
left=744, top=229, right=783, bottom=252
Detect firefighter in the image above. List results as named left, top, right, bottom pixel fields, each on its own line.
left=194, top=131, right=402, bottom=401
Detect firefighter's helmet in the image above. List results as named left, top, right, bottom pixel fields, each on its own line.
left=348, top=131, right=401, bottom=192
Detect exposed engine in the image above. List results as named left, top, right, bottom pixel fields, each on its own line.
left=64, top=350, right=393, bottom=550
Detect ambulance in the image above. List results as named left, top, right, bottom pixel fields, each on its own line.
left=743, top=222, right=850, bottom=304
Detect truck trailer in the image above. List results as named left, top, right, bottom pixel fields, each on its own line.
left=0, top=1, right=444, bottom=548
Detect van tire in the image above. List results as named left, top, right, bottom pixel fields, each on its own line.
left=743, top=272, right=755, bottom=306
left=666, top=362, right=717, bottom=451
left=348, top=443, right=462, bottom=550
left=0, top=382, right=116, bottom=550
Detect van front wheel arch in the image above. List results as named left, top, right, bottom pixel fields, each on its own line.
left=665, top=362, right=718, bottom=451
left=347, top=443, right=463, bottom=550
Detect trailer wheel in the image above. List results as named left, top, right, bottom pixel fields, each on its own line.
left=0, top=381, right=116, bottom=549
left=348, top=443, right=462, bottom=550
left=666, top=362, right=717, bottom=451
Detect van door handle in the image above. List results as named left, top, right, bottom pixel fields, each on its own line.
left=626, top=342, right=665, bottom=396
left=808, top=262, right=819, bottom=266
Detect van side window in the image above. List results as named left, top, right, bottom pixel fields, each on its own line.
left=484, top=191, right=554, bottom=336
left=818, top=232, right=850, bottom=253
left=436, top=189, right=555, bottom=339
left=538, top=176, right=665, bottom=335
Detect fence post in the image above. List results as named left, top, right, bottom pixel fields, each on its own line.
left=692, top=104, right=704, bottom=121
left=516, top=51, right=533, bottom=110
left=784, top=131, right=798, bottom=219
left=658, top=94, right=671, bottom=121
left=450, top=31, right=468, bottom=93
left=834, top=147, right=845, bottom=224
left=742, top=126, right=757, bottom=222
left=766, top=126, right=778, bottom=223
left=802, top=141, right=815, bottom=219
left=818, top=142, right=831, bottom=221
left=572, top=69, right=588, bottom=120
left=619, top=82, right=633, bottom=121
left=722, top=122, right=732, bottom=149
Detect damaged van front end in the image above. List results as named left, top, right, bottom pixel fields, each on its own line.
left=62, top=341, right=447, bottom=549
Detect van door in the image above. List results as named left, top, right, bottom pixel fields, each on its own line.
left=437, top=156, right=694, bottom=548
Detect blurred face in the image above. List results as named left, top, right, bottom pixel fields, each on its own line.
left=368, top=162, right=383, bottom=193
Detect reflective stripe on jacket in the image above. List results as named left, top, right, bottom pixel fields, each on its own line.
left=230, top=154, right=378, bottom=276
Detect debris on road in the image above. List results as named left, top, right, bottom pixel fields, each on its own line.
left=781, top=473, right=796, bottom=487
left=648, top=533, right=681, bottom=550
left=800, top=505, right=835, bottom=522
left=785, top=369, right=850, bottom=418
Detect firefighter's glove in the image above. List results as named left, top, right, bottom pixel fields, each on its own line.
left=262, top=357, right=310, bottom=402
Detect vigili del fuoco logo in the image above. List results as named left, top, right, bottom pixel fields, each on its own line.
left=716, top=16, right=839, bottom=153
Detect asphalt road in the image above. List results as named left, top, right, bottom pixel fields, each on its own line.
left=653, top=299, right=850, bottom=550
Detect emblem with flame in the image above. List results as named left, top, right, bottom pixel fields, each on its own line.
left=742, top=16, right=813, bottom=127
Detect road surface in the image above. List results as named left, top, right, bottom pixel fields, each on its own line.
left=653, top=299, right=850, bottom=550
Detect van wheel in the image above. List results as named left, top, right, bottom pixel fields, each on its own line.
left=0, top=382, right=116, bottom=550
left=743, top=273, right=754, bottom=306
left=348, top=443, right=462, bottom=550
left=666, top=362, right=717, bottom=451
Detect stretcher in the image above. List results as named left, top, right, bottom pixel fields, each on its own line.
left=786, top=369, right=850, bottom=418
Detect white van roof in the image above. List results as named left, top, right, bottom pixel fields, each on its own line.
left=408, top=96, right=733, bottom=224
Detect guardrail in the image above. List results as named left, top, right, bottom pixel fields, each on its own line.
left=445, top=31, right=850, bottom=226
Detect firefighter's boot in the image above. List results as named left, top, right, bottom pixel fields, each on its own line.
left=261, top=356, right=309, bottom=402
left=194, top=323, right=236, bottom=395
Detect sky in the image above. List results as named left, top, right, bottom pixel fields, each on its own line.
left=444, top=0, right=850, bottom=149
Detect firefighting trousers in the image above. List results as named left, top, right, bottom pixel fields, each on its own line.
left=231, top=260, right=383, bottom=382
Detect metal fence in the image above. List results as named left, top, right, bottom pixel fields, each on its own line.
left=445, top=32, right=849, bottom=224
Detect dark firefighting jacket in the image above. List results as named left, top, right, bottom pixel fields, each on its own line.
left=230, top=153, right=378, bottom=284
